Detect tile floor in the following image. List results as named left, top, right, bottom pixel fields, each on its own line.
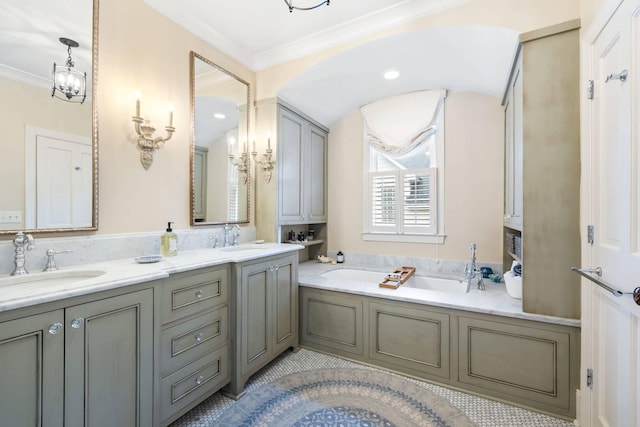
left=170, top=348, right=575, bottom=427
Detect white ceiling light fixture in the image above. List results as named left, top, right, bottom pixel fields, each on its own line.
left=51, top=37, right=87, bottom=104
left=284, top=0, right=330, bottom=13
left=214, top=113, right=226, bottom=119
left=383, top=69, right=400, bottom=80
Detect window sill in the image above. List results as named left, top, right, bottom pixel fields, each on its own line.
left=361, top=233, right=445, bottom=244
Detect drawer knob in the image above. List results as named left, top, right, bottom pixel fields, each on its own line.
left=48, top=322, right=63, bottom=335
left=195, top=333, right=203, bottom=342
left=70, top=318, right=84, bottom=329
left=195, top=290, right=203, bottom=299
left=195, top=375, right=204, bottom=385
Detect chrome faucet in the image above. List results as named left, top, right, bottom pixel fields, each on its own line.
left=460, top=243, right=485, bottom=293
left=11, top=232, right=36, bottom=276
left=232, top=224, right=241, bottom=246
left=222, top=224, right=232, bottom=247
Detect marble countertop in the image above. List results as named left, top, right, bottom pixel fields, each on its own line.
left=298, top=261, right=581, bottom=328
left=0, top=243, right=303, bottom=313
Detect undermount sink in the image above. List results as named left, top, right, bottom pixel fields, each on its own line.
left=0, top=269, right=106, bottom=288
left=218, top=244, right=268, bottom=253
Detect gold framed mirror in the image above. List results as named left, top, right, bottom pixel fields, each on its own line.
left=190, top=51, right=250, bottom=226
left=0, top=0, right=99, bottom=235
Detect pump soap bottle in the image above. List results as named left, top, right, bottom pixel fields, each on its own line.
left=161, top=222, right=178, bottom=256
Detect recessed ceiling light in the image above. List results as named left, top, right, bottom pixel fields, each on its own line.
left=214, top=113, right=226, bottom=119
left=384, top=69, right=400, bottom=80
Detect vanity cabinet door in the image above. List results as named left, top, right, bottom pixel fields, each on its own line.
left=239, top=259, right=272, bottom=376
left=64, top=289, right=153, bottom=427
left=272, top=255, right=297, bottom=355
left=0, top=310, right=64, bottom=427
left=228, top=253, right=299, bottom=398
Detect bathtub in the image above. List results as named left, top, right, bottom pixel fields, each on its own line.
left=320, top=268, right=468, bottom=294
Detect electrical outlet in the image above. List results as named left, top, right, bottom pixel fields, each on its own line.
left=0, top=211, right=23, bottom=224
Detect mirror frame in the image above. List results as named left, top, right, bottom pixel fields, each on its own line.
left=189, top=51, right=251, bottom=226
left=0, top=0, right=99, bottom=235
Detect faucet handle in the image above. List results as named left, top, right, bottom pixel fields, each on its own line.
left=43, top=249, right=73, bottom=272
left=211, top=235, right=218, bottom=248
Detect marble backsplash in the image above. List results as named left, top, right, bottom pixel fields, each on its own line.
left=325, top=250, right=503, bottom=279
left=0, top=226, right=256, bottom=276
left=0, top=227, right=503, bottom=279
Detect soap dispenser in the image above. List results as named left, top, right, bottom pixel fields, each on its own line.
left=161, top=222, right=178, bottom=256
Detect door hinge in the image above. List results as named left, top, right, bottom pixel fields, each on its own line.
left=587, top=225, right=594, bottom=245
left=587, top=368, right=594, bottom=388
left=587, top=80, right=594, bottom=100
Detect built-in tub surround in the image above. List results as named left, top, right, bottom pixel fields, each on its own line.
left=0, top=226, right=256, bottom=276
left=299, top=260, right=579, bottom=327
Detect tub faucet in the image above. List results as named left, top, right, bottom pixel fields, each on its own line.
left=460, top=243, right=485, bottom=293
left=11, top=232, right=36, bottom=276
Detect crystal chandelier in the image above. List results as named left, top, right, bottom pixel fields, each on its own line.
left=284, top=0, right=330, bottom=12
left=51, top=38, right=87, bottom=104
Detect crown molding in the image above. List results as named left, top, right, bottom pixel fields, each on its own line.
left=251, top=0, right=468, bottom=70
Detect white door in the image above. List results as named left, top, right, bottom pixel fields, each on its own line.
left=581, top=1, right=640, bottom=426
left=35, top=135, right=92, bottom=228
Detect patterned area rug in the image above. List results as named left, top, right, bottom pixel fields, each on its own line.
left=214, top=368, right=476, bottom=426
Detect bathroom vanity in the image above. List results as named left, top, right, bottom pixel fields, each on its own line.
left=0, top=243, right=301, bottom=427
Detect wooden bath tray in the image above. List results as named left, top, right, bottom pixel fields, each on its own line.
left=379, top=266, right=416, bottom=289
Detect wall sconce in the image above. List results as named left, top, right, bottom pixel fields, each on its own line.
left=251, top=134, right=275, bottom=183
left=51, top=37, right=87, bottom=104
left=229, top=141, right=250, bottom=184
left=131, top=92, right=175, bottom=170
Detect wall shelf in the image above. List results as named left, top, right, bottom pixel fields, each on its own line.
left=286, top=239, right=324, bottom=247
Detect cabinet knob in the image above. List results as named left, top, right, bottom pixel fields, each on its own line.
left=195, top=290, right=203, bottom=299
left=275, top=265, right=280, bottom=271
left=70, top=318, right=84, bottom=329
left=504, top=214, right=512, bottom=220
left=269, top=265, right=274, bottom=272
left=48, top=322, right=63, bottom=335
left=195, top=333, right=203, bottom=342
left=195, top=375, right=204, bottom=385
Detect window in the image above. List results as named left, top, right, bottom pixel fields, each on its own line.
left=362, top=90, right=445, bottom=243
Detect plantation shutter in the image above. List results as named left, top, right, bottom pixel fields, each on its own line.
left=369, top=168, right=436, bottom=234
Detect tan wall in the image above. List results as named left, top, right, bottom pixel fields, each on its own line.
left=328, top=92, right=505, bottom=262
left=97, top=0, right=254, bottom=234
left=580, top=0, right=605, bottom=30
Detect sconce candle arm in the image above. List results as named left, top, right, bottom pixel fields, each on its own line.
left=252, top=146, right=276, bottom=183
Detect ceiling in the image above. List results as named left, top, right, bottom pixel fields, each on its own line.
left=0, top=0, right=520, bottom=128
left=0, top=0, right=93, bottom=93
left=145, top=0, right=519, bottom=127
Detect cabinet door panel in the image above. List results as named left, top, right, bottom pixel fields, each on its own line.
left=300, top=289, right=363, bottom=356
left=369, top=302, right=449, bottom=379
left=278, top=108, right=304, bottom=221
left=273, top=259, right=296, bottom=353
left=0, top=310, right=64, bottom=427
left=308, top=124, right=327, bottom=222
left=65, top=289, right=153, bottom=427
left=241, top=263, right=270, bottom=375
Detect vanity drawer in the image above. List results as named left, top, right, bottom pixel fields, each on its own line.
left=160, top=306, right=229, bottom=377
left=159, top=346, right=229, bottom=423
left=160, top=266, right=229, bottom=324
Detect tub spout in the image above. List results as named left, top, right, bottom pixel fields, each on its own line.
left=461, top=243, right=484, bottom=293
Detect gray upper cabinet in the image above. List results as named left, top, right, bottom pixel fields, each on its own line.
left=277, top=105, right=328, bottom=225
left=227, top=253, right=298, bottom=398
